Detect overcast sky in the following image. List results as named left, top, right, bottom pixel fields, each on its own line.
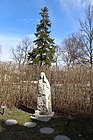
left=0, top=0, right=92, bottom=61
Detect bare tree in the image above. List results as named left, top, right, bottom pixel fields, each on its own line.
left=62, top=33, right=85, bottom=66
left=79, top=4, right=93, bottom=65
left=54, top=45, right=63, bottom=67
left=11, top=37, right=33, bottom=66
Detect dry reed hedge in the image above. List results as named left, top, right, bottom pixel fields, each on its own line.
left=0, top=62, right=93, bottom=119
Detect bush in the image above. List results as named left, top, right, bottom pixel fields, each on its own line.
left=0, top=62, right=93, bottom=119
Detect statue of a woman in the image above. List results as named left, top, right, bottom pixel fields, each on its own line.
left=37, top=72, right=52, bottom=115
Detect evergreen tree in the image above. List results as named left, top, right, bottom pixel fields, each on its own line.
left=28, top=6, right=56, bottom=66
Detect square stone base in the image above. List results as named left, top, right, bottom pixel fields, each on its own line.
left=30, top=110, right=54, bottom=122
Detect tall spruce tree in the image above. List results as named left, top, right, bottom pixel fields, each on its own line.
left=28, top=6, right=56, bottom=66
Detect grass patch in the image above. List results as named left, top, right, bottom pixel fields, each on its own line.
left=0, top=108, right=92, bottom=140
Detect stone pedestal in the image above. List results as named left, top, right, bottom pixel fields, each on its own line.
left=30, top=110, right=54, bottom=121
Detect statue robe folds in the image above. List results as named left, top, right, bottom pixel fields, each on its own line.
left=37, top=72, right=52, bottom=115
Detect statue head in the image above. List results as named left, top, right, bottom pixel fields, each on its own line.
left=39, top=72, right=50, bottom=88
left=40, top=72, right=45, bottom=78
left=40, top=72, right=46, bottom=81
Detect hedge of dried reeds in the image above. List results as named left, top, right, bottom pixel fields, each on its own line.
left=0, top=62, right=93, bottom=119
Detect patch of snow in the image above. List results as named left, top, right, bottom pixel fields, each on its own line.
left=31, top=81, right=38, bottom=84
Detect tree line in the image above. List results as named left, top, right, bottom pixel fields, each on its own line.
left=11, top=4, right=93, bottom=67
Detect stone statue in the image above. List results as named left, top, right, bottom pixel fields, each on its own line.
left=37, top=72, right=52, bottom=115
left=31, top=72, right=54, bottom=121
